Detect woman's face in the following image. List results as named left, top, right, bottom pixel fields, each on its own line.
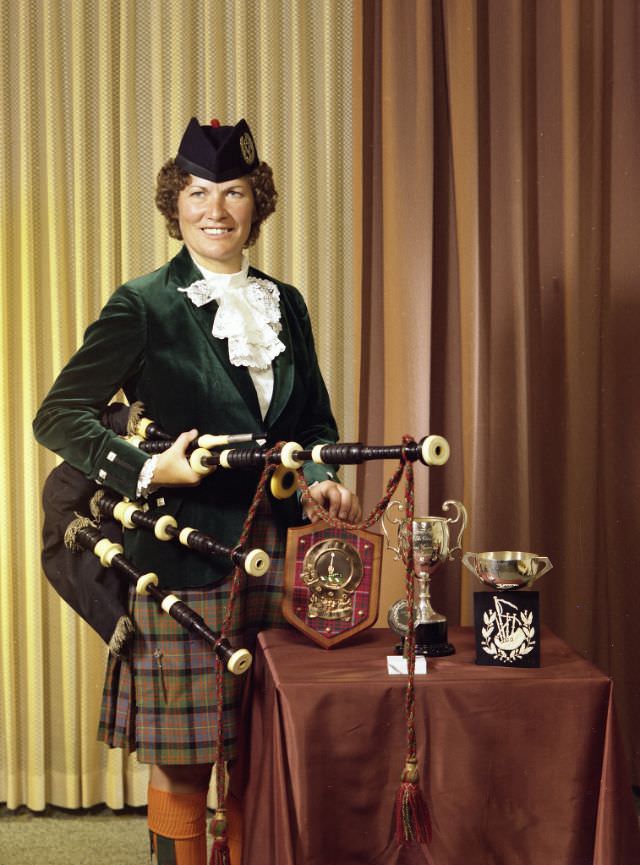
left=177, top=175, right=255, bottom=273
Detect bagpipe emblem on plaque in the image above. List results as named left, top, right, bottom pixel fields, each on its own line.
left=473, top=591, right=540, bottom=667
left=283, top=522, right=383, bottom=648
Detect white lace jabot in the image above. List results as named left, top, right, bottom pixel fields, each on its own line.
left=178, top=255, right=285, bottom=371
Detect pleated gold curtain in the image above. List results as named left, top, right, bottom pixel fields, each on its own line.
left=358, top=0, right=640, bottom=785
left=0, top=0, right=355, bottom=810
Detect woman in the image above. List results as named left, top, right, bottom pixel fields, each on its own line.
left=33, top=116, right=360, bottom=865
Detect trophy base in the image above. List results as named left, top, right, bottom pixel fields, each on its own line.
left=395, top=620, right=456, bottom=658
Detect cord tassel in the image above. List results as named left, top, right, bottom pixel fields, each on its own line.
left=395, top=759, right=432, bottom=844
left=210, top=808, right=230, bottom=865
left=393, top=447, right=431, bottom=846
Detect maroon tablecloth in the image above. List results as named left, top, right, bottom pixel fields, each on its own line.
left=241, top=626, right=640, bottom=865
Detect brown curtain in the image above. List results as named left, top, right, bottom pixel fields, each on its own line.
left=357, top=0, right=640, bottom=785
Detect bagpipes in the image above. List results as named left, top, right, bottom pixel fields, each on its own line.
left=41, top=400, right=450, bottom=854
left=42, top=401, right=448, bottom=666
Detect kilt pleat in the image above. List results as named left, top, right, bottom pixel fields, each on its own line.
left=98, top=503, right=288, bottom=764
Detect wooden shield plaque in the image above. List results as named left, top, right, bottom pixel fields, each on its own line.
left=282, top=522, right=383, bottom=648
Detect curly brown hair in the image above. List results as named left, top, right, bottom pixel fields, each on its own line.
left=155, top=159, right=278, bottom=248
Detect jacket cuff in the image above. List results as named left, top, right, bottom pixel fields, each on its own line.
left=302, top=461, right=339, bottom=486
left=92, top=437, right=150, bottom=499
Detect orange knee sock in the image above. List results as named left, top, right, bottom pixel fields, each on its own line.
left=147, top=785, right=208, bottom=865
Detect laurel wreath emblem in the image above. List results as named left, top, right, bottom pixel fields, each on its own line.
left=481, top=608, right=535, bottom=663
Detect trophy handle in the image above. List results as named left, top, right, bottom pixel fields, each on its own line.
left=461, top=551, right=477, bottom=573
left=533, top=556, right=554, bottom=578
left=381, top=499, right=404, bottom=559
left=442, top=500, right=468, bottom=557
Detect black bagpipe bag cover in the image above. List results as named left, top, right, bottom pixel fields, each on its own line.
left=41, top=461, right=132, bottom=654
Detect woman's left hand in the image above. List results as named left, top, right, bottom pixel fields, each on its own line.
left=303, top=480, right=362, bottom=524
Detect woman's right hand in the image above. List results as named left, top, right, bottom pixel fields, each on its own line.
left=151, top=429, right=203, bottom=487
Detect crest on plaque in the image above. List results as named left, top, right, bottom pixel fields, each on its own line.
left=283, top=522, right=383, bottom=648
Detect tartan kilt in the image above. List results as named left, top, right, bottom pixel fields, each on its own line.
left=97, top=502, right=288, bottom=764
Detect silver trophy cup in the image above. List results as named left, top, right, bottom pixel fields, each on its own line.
left=462, top=551, right=553, bottom=591
left=383, top=500, right=467, bottom=656
left=462, top=551, right=553, bottom=665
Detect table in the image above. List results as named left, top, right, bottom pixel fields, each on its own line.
left=241, top=626, right=640, bottom=865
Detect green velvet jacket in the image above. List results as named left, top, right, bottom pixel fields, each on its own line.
left=33, top=246, right=340, bottom=588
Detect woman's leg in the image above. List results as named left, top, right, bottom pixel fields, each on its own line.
left=147, top=764, right=212, bottom=865
left=150, top=763, right=213, bottom=794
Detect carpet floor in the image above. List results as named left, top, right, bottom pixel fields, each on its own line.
left=0, top=805, right=200, bottom=865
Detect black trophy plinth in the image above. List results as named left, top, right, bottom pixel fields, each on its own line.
left=474, top=590, right=540, bottom=667
left=396, top=618, right=456, bottom=658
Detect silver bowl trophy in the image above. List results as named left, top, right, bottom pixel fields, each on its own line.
left=383, top=500, right=467, bottom=657
left=462, top=551, right=553, bottom=667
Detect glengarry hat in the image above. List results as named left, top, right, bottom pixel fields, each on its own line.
left=176, top=117, right=259, bottom=182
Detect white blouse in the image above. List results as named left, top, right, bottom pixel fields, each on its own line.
left=180, top=254, right=285, bottom=419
